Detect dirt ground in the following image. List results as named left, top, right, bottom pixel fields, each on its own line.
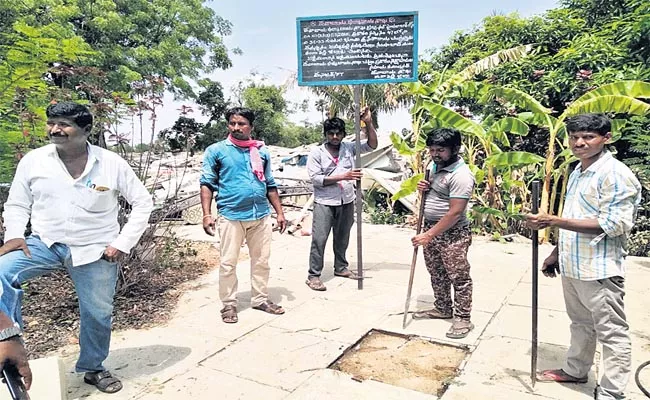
left=20, top=240, right=219, bottom=358
left=331, top=330, right=468, bottom=396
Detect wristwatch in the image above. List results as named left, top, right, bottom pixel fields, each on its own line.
left=0, top=325, right=22, bottom=341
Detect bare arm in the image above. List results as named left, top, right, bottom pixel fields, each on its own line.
left=200, top=185, right=216, bottom=236
left=526, top=214, right=604, bottom=235
left=0, top=311, right=31, bottom=390
left=266, top=187, right=286, bottom=233
left=323, top=169, right=363, bottom=186
left=412, top=198, right=468, bottom=246
left=362, top=107, right=378, bottom=150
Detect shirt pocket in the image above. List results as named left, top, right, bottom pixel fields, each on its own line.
left=78, top=186, right=117, bottom=212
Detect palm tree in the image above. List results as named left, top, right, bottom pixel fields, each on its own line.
left=314, top=99, right=327, bottom=122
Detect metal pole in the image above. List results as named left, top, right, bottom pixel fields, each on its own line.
left=354, top=85, right=363, bottom=290
left=403, top=168, right=431, bottom=329
left=531, top=180, right=540, bottom=387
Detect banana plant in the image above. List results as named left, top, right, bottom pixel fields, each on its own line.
left=501, top=80, right=650, bottom=241
left=389, top=45, right=536, bottom=214
left=391, top=99, right=545, bottom=231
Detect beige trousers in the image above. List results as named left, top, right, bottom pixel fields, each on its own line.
left=218, top=215, right=272, bottom=308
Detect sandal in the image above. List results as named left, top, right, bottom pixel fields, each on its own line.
left=220, top=305, right=238, bottom=324
left=84, top=370, right=123, bottom=394
left=446, top=319, right=474, bottom=339
left=412, top=308, right=453, bottom=320
left=537, top=369, right=588, bottom=384
left=306, top=277, right=327, bottom=291
left=252, top=301, right=285, bottom=315
left=334, top=269, right=360, bottom=279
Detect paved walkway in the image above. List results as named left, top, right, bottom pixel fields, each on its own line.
left=52, top=224, right=650, bottom=399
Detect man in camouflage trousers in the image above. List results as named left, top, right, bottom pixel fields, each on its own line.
left=411, top=128, right=475, bottom=339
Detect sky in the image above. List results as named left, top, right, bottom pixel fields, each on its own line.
left=146, top=0, right=560, bottom=142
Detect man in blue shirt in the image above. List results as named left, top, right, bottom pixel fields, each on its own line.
left=200, top=107, right=286, bottom=324
left=526, top=114, right=641, bottom=399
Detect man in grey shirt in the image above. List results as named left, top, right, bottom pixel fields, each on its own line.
left=411, top=128, right=475, bottom=339
left=305, top=108, right=377, bottom=291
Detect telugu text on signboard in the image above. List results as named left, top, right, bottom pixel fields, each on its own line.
left=297, top=12, right=418, bottom=86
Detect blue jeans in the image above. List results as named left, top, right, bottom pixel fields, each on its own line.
left=0, top=236, right=117, bottom=372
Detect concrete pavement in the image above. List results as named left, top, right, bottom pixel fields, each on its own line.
left=48, top=223, right=650, bottom=399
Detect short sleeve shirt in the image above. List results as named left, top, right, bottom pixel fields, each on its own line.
left=423, top=158, right=474, bottom=224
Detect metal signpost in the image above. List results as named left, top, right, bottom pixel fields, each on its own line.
left=297, top=12, right=418, bottom=290
left=531, top=180, right=541, bottom=386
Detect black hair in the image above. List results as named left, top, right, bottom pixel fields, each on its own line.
left=425, top=127, right=462, bottom=148
left=45, top=102, right=93, bottom=129
left=225, top=107, right=255, bottom=125
left=323, top=117, right=346, bottom=136
left=565, top=113, right=611, bottom=136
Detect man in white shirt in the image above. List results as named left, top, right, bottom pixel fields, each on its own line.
left=0, top=102, right=153, bottom=394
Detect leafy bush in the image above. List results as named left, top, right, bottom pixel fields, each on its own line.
left=363, top=188, right=408, bottom=225
left=629, top=215, right=650, bottom=257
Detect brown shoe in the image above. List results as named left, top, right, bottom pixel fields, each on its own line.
left=446, top=319, right=474, bottom=339
left=306, top=277, right=327, bottom=291
left=252, top=301, right=285, bottom=315
left=220, top=305, right=238, bottom=323
left=334, top=269, right=360, bottom=279
left=412, top=308, right=453, bottom=320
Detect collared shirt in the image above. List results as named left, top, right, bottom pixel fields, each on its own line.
left=2, top=144, right=153, bottom=266
left=423, top=158, right=474, bottom=224
left=307, top=141, right=373, bottom=206
left=200, top=140, right=277, bottom=221
left=559, top=151, right=642, bottom=280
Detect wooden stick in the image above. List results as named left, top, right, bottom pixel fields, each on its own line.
left=402, top=169, right=431, bottom=329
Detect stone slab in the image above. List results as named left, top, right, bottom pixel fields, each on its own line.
left=286, top=369, right=436, bottom=400
left=136, top=366, right=288, bottom=400
left=482, top=304, right=571, bottom=346
left=200, top=325, right=347, bottom=392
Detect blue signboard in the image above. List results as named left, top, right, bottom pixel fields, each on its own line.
left=296, top=11, right=418, bottom=86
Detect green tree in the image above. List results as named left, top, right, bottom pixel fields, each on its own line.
left=5, top=0, right=238, bottom=97
left=241, top=83, right=288, bottom=145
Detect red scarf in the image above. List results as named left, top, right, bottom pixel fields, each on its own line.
left=228, top=134, right=266, bottom=182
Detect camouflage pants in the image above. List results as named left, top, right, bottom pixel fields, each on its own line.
left=422, top=222, right=473, bottom=321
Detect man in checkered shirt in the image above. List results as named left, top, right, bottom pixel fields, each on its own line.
left=526, top=113, right=642, bottom=399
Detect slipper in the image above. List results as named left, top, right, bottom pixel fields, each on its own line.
left=252, top=301, right=285, bottom=315
left=306, top=277, right=327, bottom=291
left=446, top=320, right=474, bottom=339
left=220, top=305, right=238, bottom=324
left=412, top=308, right=453, bottom=320
left=334, top=269, right=360, bottom=279
left=537, top=369, right=588, bottom=384
left=84, top=370, right=123, bottom=394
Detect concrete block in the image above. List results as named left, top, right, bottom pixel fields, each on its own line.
left=287, top=369, right=436, bottom=400
left=482, top=304, right=571, bottom=346
left=200, top=325, right=346, bottom=392
left=137, top=365, right=288, bottom=400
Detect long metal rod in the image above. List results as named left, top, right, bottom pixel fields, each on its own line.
left=354, top=85, right=363, bottom=290
left=531, top=180, right=541, bottom=386
left=402, top=169, right=431, bottom=328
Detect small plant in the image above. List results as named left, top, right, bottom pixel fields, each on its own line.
left=363, top=186, right=408, bottom=225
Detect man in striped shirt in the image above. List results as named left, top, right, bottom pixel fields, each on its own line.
left=526, top=113, right=642, bottom=399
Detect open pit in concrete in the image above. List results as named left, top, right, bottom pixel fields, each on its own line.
left=329, top=329, right=470, bottom=396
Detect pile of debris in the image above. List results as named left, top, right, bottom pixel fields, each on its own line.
left=143, top=136, right=417, bottom=232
